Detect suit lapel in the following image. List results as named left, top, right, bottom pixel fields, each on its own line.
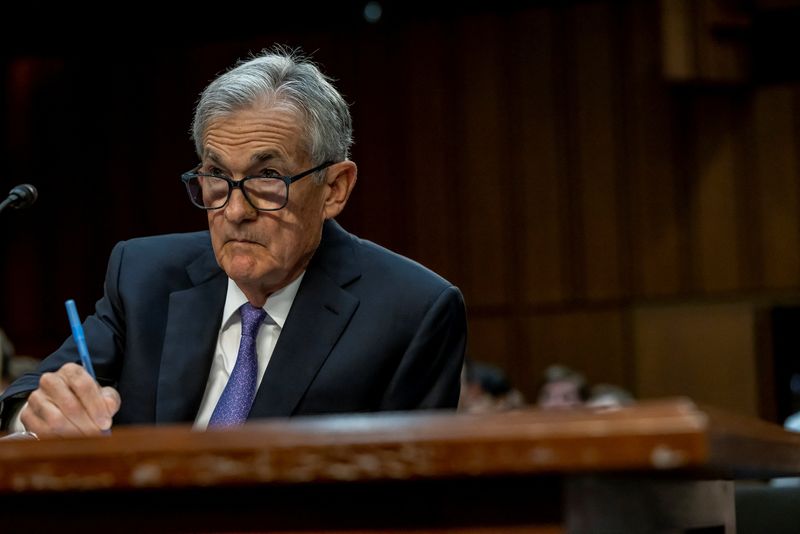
left=249, top=220, right=361, bottom=418
left=156, top=249, right=227, bottom=423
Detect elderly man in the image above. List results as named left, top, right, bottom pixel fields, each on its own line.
left=0, top=48, right=467, bottom=437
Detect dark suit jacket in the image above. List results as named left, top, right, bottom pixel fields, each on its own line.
left=0, top=220, right=467, bottom=425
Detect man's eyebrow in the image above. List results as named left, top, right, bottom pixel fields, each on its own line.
left=204, top=151, right=225, bottom=167
left=251, top=151, right=282, bottom=164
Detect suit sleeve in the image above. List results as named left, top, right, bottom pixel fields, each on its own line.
left=0, top=241, right=128, bottom=427
left=379, top=285, right=467, bottom=410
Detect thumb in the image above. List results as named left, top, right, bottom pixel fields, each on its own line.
left=100, top=386, right=122, bottom=416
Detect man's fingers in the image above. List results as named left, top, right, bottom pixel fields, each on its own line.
left=35, top=371, right=103, bottom=434
left=22, top=364, right=119, bottom=437
left=21, top=391, right=84, bottom=437
left=56, top=363, right=112, bottom=430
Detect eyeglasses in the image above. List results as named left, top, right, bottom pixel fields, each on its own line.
left=181, top=161, right=335, bottom=211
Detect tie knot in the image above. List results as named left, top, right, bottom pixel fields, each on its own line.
left=239, top=303, right=267, bottom=338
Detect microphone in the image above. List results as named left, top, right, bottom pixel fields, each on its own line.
left=0, top=184, right=38, bottom=214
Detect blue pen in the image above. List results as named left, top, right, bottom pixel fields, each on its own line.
left=65, top=299, right=96, bottom=379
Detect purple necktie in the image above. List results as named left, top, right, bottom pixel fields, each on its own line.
left=208, top=303, right=269, bottom=426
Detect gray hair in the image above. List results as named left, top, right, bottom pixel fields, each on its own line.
left=191, top=47, right=353, bottom=179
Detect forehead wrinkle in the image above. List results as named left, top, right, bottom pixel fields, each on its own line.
left=202, top=108, right=306, bottom=168
left=206, top=110, right=300, bottom=139
left=204, top=135, right=293, bottom=166
left=204, top=126, right=298, bottom=151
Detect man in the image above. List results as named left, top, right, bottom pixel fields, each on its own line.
left=0, top=48, right=467, bottom=437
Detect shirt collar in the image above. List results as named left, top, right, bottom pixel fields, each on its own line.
left=221, top=272, right=305, bottom=331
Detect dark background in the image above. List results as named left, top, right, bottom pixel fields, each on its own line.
left=3, top=0, right=800, bottom=421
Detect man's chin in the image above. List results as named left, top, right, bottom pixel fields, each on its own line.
left=220, top=255, right=263, bottom=279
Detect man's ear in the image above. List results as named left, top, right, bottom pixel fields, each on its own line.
left=323, top=161, right=357, bottom=220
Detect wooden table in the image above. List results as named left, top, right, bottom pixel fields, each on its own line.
left=0, top=398, right=798, bottom=533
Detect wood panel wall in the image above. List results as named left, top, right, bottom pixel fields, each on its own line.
left=2, top=0, right=800, bottom=417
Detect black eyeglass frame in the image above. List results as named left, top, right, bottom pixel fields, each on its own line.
left=181, top=160, right=336, bottom=211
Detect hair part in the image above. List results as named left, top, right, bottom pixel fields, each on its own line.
left=191, top=46, right=353, bottom=184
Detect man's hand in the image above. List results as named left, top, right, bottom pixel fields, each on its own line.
left=20, top=363, right=121, bottom=437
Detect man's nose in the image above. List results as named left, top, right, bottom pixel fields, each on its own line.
left=224, top=187, right=257, bottom=222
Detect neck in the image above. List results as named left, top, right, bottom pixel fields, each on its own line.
left=241, top=290, right=269, bottom=308
left=235, top=268, right=306, bottom=308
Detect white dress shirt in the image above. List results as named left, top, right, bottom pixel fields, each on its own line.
left=193, top=273, right=304, bottom=429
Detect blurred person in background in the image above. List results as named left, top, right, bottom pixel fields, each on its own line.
left=459, top=360, right=525, bottom=413
left=536, top=364, right=588, bottom=410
